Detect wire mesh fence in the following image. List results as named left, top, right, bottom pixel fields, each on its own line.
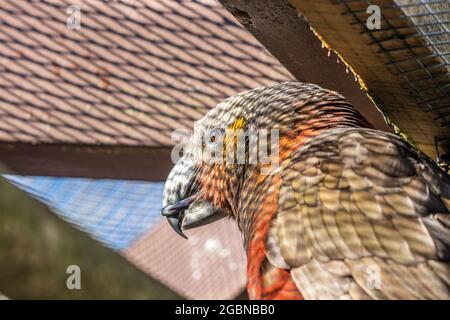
left=339, top=0, right=450, bottom=128
left=5, top=175, right=165, bottom=250
left=397, top=0, right=449, bottom=69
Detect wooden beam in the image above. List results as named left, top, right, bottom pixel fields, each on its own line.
left=0, top=172, right=181, bottom=299
left=218, top=0, right=391, bottom=133
left=0, top=143, right=173, bottom=181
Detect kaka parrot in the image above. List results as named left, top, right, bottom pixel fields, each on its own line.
left=161, top=82, right=450, bottom=300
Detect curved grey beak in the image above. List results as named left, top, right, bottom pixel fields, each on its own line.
left=161, top=196, right=196, bottom=239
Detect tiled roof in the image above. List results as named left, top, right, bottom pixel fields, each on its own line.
left=0, top=0, right=293, bottom=146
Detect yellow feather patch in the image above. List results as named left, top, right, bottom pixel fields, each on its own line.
left=223, top=117, right=247, bottom=163
left=228, top=117, right=247, bottom=130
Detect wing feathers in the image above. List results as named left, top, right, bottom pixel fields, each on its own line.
left=262, top=127, right=450, bottom=299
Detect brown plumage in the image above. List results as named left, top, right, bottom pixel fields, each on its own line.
left=162, top=82, right=450, bottom=300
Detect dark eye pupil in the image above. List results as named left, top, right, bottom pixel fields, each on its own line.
left=209, top=128, right=223, bottom=143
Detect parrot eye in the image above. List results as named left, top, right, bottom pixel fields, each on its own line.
left=209, top=128, right=224, bottom=143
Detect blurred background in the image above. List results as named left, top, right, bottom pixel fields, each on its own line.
left=0, top=0, right=448, bottom=299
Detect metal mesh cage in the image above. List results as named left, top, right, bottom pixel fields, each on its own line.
left=5, top=175, right=165, bottom=250
left=396, top=0, right=449, bottom=69
left=339, top=0, right=450, bottom=128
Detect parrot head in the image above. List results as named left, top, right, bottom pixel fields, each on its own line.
left=160, top=146, right=229, bottom=239
left=160, top=92, right=250, bottom=238
left=161, top=82, right=276, bottom=238
left=161, top=82, right=359, bottom=238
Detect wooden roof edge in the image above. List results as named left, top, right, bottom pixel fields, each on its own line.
left=218, top=0, right=392, bottom=133
left=0, top=143, right=173, bottom=181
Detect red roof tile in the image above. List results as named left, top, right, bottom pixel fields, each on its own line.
left=0, top=0, right=293, bottom=147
